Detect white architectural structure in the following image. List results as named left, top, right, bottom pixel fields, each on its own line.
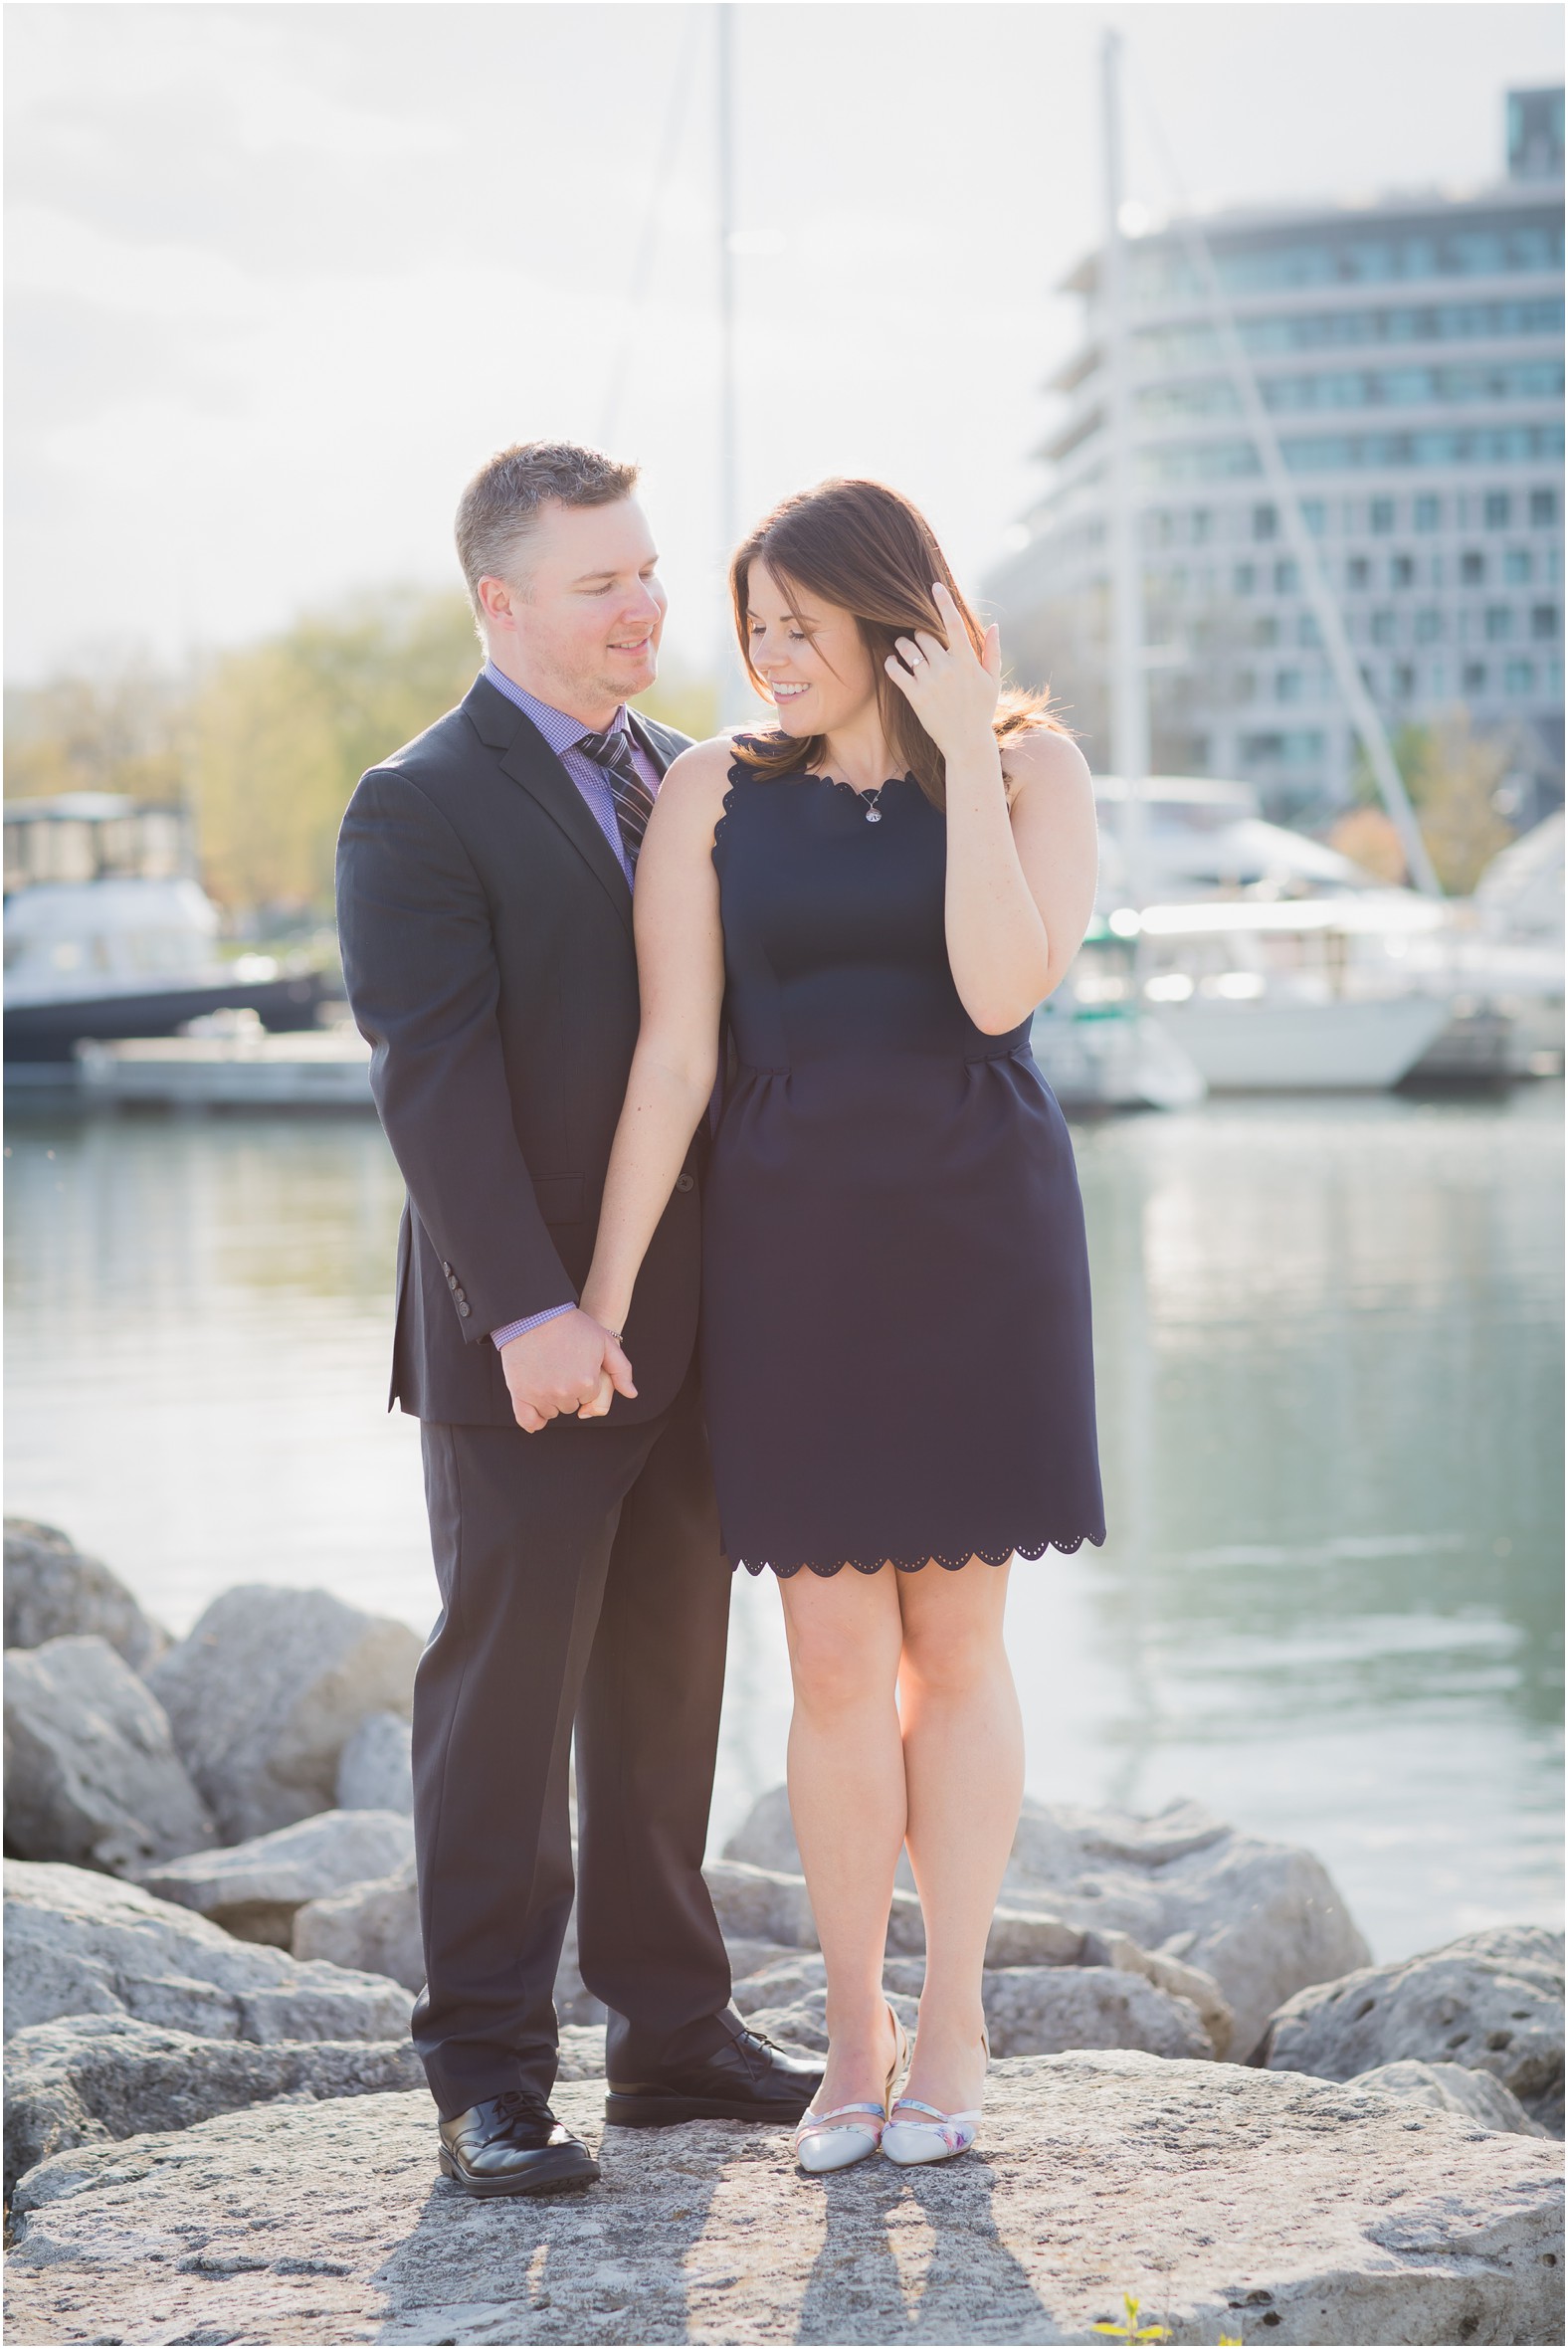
left=988, top=87, right=1565, bottom=826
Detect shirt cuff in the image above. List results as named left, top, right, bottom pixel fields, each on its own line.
left=490, top=1302, right=576, bottom=1350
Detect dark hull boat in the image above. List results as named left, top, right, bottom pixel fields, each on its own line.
left=5, top=794, right=335, bottom=1070
left=4, top=970, right=330, bottom=1063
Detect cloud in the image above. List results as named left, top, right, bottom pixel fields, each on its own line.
left=8, top=205, right=267, bottom=322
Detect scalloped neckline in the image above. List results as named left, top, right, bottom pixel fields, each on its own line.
left=810, top=769, right=911, bottom=803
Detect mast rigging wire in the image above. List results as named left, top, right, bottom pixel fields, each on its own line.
left=1125, top=48, right=1444, bottom=895
left=596, top=4, right=705, bottom=450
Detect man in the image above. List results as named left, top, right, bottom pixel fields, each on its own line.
left=336, top=442, right=819, bottom=2197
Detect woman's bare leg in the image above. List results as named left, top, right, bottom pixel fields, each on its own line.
left=776, top=1565, right=907, bottom=2115
left=895, top=1558, right=1022, bottom=2114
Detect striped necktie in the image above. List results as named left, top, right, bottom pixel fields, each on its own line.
left=576, top=725, right=657, bottom=873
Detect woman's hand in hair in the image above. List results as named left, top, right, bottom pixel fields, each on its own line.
left=884, top=580, right=1002, bottom=760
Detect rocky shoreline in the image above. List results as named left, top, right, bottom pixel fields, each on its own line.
left=5, top=1518, right=1563, bottom=2346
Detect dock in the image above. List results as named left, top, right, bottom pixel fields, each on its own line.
left=7, top=1027, right=374, bottom=1110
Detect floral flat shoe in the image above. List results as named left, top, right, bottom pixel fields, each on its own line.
left=881, top=2024, right=989, bottom=2167
left=790, top=2006, right=909, bottom=2174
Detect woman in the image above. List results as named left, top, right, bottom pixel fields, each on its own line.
left=578, top=478, right=1104, bottom=2171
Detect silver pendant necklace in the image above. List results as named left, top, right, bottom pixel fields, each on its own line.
left=823, top=771, right=893, bottom=823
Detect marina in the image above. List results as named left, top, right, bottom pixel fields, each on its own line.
left=1, top=16, right=1561, bottom=2341
left=6, top=773, right=1561, bottom=1116
left=5, top=1087, right=1559, bottom=1967
left=1027, top=773, right=1563, bottom=1110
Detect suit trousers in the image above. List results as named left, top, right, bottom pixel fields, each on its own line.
left=410, top=1366, right=736, bottom=2116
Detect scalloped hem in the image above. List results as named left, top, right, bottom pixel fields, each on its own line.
left=730, top=1533, right=1106, bottom=1579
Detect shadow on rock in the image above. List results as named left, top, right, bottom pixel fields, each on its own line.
left=370, top=2124, right=723, bottom=2345
left=794, top=2156, right=1058, bottom=2346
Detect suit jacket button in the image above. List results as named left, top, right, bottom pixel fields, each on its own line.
left=442, top=1262, right=452, bottom=1275
left=676, top=1172, right=694, bottom=1193
left=458, top=1301, right=471, bottom=1318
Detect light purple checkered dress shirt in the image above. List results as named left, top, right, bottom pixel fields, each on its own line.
left=481, top=663, right=664, bottom=1352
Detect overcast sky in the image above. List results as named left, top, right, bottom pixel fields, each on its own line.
left=6, top=0, right=1562, bottom=684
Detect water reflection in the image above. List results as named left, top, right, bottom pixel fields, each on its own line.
left=5, top=1090, right=1561, bottom=1961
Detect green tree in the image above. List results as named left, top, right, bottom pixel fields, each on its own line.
left=6, top=588, right=725, bottom=920
left=1351, top=713, right=1517, bottom=894
left=189, top=589, right=481, bottom=914
left=189, top=594, right=729, bottom=913
left=4, top=666, right=188, bottom=806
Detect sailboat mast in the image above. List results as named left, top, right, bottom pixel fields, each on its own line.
left=1100, top=28, right=1150, bottom=903
left=714, top=4, right=748, bottom=723
left=716, top=2, right=737, bottom=560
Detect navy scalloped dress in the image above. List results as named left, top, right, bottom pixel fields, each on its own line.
left=701, top=755, right=1105, bottom=1579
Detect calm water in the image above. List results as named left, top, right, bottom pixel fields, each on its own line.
left=6, top=1089, right=1562, bottom=1964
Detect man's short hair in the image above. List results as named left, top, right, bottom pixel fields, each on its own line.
left=454, top=441, right=639, bottom=620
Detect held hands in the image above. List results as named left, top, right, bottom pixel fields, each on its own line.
left=883, top=580, right=1002, bottom=760
left=498, top=1308, right=636, bottom=1435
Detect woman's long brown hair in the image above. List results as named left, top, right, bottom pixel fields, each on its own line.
left=728, top=477, right=1067, bottom=810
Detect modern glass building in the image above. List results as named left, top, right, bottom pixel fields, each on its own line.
left=987, top=88, right=1565, bottom=825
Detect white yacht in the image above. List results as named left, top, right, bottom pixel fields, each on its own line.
left=4, top=794, right=328, bottom=1064
left=1092, top=772, right=1379, bottom=905
left=1033, top=775, right=1456, bottom=1096
left=1126, top=891, right=1456, bottom=1091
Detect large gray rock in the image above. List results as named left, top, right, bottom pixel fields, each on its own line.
left=335, top=1707, right=414, bottom=1813
left=3, top=2013, right=423, bottom=2197
left=147, top=1585, right=422, bottom=1843
left=138, top=1808, right=415, bottom=1945
left=1000, top=1797, right=1371, bottom=2056
left=4, top=1636, right=215, bottom=1875
left=3, top=1518, right=167, bottom=1672
left=7, top=2054, right=1561, bottom=2345
left=707, top=1854, right=1233, bottom=2055
left=707, top=1855, right=1081, bottom=1965
left=1351, top=2059, right=1550, bottom=2137
left=294, top=1856, right=424, bottom=1990
left=721, top=1936, right=798, bottom=1984
left=720, top=1781, right=804, bottom=1874
left=552, top=2023, right=608, bottom=2085
left=727, top=1785, right=1361, bottom=2066
left=980, top=1962, right=1213, bottom=2062
left=724, top=1786, right=1364, bottom=2057
left=1261, top=1925, right=1565, bottom=2134
left=734, top=1950, right=1213, bottom=2063
left=4, top=1860, right=412, bottom=2046
left=4, top=2013, right=610, bottom=2204
left=702, top=1858, right=818, bottom=1949
left=1083, top=1928, right=1234, bottom=2058
left=292, top=1858, right=603, bottom=2026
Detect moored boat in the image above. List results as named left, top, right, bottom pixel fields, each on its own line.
left=1070, top=777, right=1459, bottom=1091
left=4, top=795, right=330, bottom=1063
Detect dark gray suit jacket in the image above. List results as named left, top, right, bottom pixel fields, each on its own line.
left=335, top=673, right=700, bottom=1428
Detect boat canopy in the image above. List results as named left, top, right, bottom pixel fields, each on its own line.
left=4, top=796, right=194, bottom=895
left=1093, top=776, right=1376, bottom=907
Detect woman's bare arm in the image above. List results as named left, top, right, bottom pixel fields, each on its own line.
left=576, top=737, right=732, bottom=1391
left=886, top=582, right=1098, bottom=1033
left=991, top=724, right=1100, bottom=1007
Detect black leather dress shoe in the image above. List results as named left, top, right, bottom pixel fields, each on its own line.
left=606, top=2023, right=824, bottom=2128
left=438, top=2090, right=599, bottom=2197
